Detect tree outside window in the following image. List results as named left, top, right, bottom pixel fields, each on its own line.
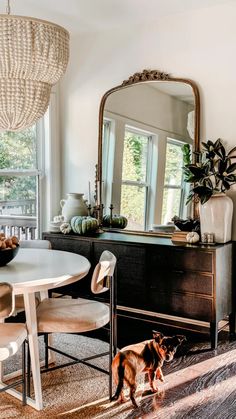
left=121, top=129, right=150, bottom=230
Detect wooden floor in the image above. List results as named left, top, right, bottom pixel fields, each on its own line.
left=125, top=332, right=236, bottom=419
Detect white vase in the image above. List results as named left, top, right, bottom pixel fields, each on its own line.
left=199, top=193, right=233, bottom=243
left=60, top=193, right=88, bottom=222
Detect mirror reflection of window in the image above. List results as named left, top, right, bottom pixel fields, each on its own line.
left=121, top=129, right=151, bottom=230
left=102, top=79, right=196, bottom=233
left=161, top=138, right=189, bottom=224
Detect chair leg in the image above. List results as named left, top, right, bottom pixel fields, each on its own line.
left=27, top=341, right=31, bottom=397
left=44, top=333, right=49, bottom=369
left=109, top=271, right=117, bottom=400
left=22, top=341, right=27, bottom=405
left=113, top=268, right=118, bottom=357
left=109, top=313, right=113, bottom=401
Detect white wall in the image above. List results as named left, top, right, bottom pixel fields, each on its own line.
left=59, top=1, right=236, bottom=238
left=105, top=84, right=193, bottom=138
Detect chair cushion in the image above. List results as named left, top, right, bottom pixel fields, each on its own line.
left=0, top=283, right=14, bottom=319
left=0, top=323, right=27, bottom=361
left=37, top=298, right=110, bottom=333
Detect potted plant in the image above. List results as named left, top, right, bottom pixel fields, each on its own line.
left=184, top=138, right=236, bottom=243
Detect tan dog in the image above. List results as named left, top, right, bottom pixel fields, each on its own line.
left=112, top=331, right=186, bottom=408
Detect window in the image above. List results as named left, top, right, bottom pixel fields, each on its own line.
left=0, top=122, right=44, bottom=238
left=120, top=128, right=151, bottom=230
left=161, top=138, right=187, bottom=224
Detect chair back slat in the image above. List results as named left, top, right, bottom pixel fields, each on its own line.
left=0, top=283, right=14, bottom=319
left=91, top=250, right=117, bottom=294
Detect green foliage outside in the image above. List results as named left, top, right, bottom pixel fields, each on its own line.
left=161, top=141, right=185, bottom=223
left=0, top=128, right=37, bottom=202
left=121, top=132, right=148, bottom=229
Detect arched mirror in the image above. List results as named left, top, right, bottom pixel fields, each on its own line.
left=98, top=69, right=200, bottom=235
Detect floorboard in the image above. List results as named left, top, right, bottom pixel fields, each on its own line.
left=123, top=332, right=236, bottom=418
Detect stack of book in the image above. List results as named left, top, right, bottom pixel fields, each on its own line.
left=171, top=231, right=190, bottom=243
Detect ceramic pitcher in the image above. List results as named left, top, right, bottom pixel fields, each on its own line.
left=60, top=193, right=88, bottom=222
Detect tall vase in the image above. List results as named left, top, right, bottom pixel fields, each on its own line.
left=199, top=193, right=233, bottom=243
left=60, top=193, right=88, bottom=222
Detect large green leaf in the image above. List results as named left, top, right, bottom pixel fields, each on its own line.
left=226, top=162, right=236, bottom=173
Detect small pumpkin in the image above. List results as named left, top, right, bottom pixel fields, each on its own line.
left=102, top=214, right=128, bottom=229
left=186, top=231, right=200, bottom=244
left=60, top=222, right=72, bottom=235
left=70, top=216, right=98, bottom=235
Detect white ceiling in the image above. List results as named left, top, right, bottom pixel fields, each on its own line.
left=150, top=82, right=194, bottom=104
left=4, top=0, right=235, bottom=33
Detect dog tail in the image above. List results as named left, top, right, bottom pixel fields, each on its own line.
left=111, top=352, right=125, bottom=401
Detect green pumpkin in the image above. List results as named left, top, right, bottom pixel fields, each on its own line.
left=70, top=216, right=98, bottom=235
left=102, top=214, right=128, bottom=229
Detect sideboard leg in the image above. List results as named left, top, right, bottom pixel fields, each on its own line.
left=210, top=321, right=218, bottom=350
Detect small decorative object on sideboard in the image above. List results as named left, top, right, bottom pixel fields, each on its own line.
left=102, top=203, right=128, bottom=229
left=49, top=215, right=65, bottom=233
left=171, top=231, right=189, bottom=243
left=184, top=138, right=236, bottom=243
left=60, top=222, right=72, bottom=235
left=70, top=216, right=98, bottom=235
left=172, top=216, right=200, bottom=234
left=60, top=193, right=88, bottom=222
left=102, top=214, right=128, bottom=229
left=186, top=231, right=200, bottom=244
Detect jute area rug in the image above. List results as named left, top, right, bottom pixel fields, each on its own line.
left=0, top=334, right=144, bottom=419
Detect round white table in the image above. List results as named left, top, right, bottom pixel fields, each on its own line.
left=0, top=248, right=91, bottom=410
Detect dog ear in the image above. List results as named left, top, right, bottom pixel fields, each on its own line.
left=152, top=330, right=163, bottom=343
left=175, top=335, right=187, bottom=345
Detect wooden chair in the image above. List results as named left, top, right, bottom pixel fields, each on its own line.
left=36, top=250, right=117, bottom=399
left=0, top=283, right=27, bottom=404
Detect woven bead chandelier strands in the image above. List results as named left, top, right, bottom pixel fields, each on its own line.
left=0, top=0, right=69, bottom=131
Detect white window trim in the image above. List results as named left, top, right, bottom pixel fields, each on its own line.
left=162, top=137, right=188, bottom=222
left=0, top=86, right=60, bottom=237
left=41, top=86, right=61, bottom=234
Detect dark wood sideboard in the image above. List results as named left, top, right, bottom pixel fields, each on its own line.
left=42, top=231, right=234, bottom=349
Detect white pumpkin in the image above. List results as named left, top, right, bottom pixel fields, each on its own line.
left=60, top=222, right=72, bottom=235
left=186, top=231, right=200, bottom=244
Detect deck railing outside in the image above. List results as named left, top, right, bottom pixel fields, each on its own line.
left=0, top=199, right=37, bottom=239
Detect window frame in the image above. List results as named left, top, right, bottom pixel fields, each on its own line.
left=121, top=125, right=153, bottom=230
left=0, top=121, right=44, bottom=238
left=162, top=137, right=188, bottom=222
left=0, top=87, right=60, bottom=238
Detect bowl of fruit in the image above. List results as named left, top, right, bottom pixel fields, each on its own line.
left=0, top=234, right=19, bottom=267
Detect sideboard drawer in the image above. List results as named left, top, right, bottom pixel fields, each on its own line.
left=149, top=271, right=213, bottom=296
left=149, top=292, right=213, bottom=321
left=148, top=247, right=213, bottom=273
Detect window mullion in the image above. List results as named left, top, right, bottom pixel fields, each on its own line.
left=0, top=169, right=41, bottom=176
left=122, top=180, right=148, bottom=187
left=164, top=184, right=182, bottom=190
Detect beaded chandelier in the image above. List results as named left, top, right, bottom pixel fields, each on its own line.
left=0, top=1, right=69, bottom=131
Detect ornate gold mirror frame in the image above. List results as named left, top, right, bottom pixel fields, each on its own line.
left=97, top=69, right=200, bottom=236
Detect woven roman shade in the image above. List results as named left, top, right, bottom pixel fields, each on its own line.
left=0, top=14, right=69, bottom=131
